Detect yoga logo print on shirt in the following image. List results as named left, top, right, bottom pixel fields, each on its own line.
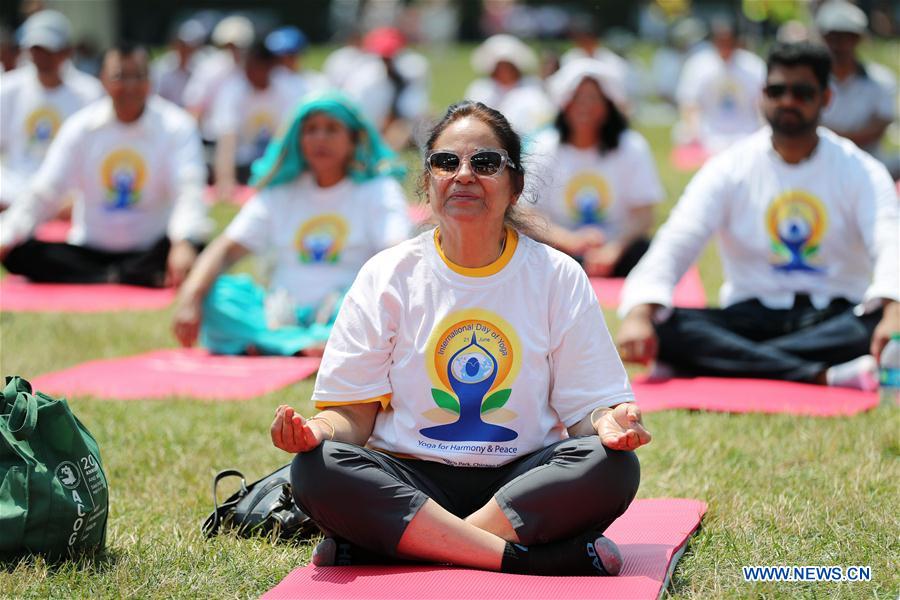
left=765, top=190, right=828, bottom=273
left=25, top=106, right=62, bottom=155
left=294, top=214, right=349, bottom=264
left=246, top=111, right=276, bottom=158
left=565, top=171, right=611, bottom=226
left=716, top=78, right=742, bottom=114
left=101, top=148, right=146, bottom=210
left=420, top=309, right=522, bottom=443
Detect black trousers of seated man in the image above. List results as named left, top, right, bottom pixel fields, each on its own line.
left=576, top=237, right=651, bottom=278
left=2, top=237, right=191, bottom=288
left=654, top=294, right=882, bottom=382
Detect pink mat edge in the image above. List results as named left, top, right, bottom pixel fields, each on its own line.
left=262, top=497, right=707, bottom=600
left=632, top=376, right=878, bottom=416
left=0, top=276, right=175, bottom=313
left=31, top=348, right=321, bottom=402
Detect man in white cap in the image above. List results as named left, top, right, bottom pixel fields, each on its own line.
left=464, top=34, right=554, bottom=136
left=817, top=0, right=897, bottom=175
left=182, top=14, right=254, bottom=142
left=151, top=18, right=208, bottom=107
left=0, top=43, right=210, bottom=288
left=0, top=9, right=102, bottom=208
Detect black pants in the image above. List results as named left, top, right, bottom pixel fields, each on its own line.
left=2, top=237, right=172, bottom=288
left=576, top=238, right=650, bottom=278
left=291, top=437, right=639, bottom=557
left=655, top=296, right=882, bottom=382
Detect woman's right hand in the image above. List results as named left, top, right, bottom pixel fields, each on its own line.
left=271, top=405, right=330, bottom=453
left=172, top=297, right=203, bottom=347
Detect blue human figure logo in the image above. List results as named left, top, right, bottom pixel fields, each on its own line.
left=774, top=214, right=820, bottom=272
left=575, top=188, right=603, bottom=226
left=304, top=231, right=334, bottom=262
left=34, top=119, right=53, bottom=142
left=421, top=332, right=518, bottom=442
left=110, top=168, right=136, bottom=210
left=254, top=126, right=272, bottom=159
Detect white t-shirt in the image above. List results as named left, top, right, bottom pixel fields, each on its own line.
left=0, top=96, right=210, bottom=251
left=526, top=129, right=664, bottom=240
left=0, top=63, right=103, bottom=204
left=224, top=174, right=411, bottom=308
left=675, top=48, right=765, bottom=151
left=822, top=63, right=897, bottom=155
left=208, top=74, right=298, bottom=166
left=313, top=229, right=633, bottom=467
left=619, top=127, right=900, bottom=317
left=182, top=50, right=239, bottom=139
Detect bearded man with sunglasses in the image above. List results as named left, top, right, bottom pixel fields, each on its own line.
left=617, top=42, right=899, bottom=392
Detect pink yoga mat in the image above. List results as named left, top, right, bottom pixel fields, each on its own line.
left=633, top=376, right=878, bottom=416
left=34, top=219, right=72, bottom=243
left=263, top=498, right=706, bottom=600
left=204, top=184, right=255, bottom=206
left=0, top=276, right=176, bottom=312
left=33, top=348, right=320, bottom=401
left=591, top=266, right=706, bottom=310
left=670, top=143, right=711, bottom=172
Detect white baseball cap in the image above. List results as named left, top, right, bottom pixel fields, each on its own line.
left=471, top=34, right=537, bottom=76
left=816, top=1, right=868, bottom=35
left=20, top=9, right=72, bottom=52
left=546, top=57, right=628, bottom=113
left=211, top=15, right=254, bottom=49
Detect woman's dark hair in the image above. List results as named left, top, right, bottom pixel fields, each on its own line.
left=420, top=101, right=538, bottom=234
left=555, top=80, right=628, bottom=153
left=766, top=41, right=832, bottom=90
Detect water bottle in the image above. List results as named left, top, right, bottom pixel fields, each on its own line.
left=879, top=334, right=900, bottom=406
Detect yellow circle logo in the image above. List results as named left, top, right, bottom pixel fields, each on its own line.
left=421, top=309, right=521, bottom=442
left=25, top=106, right=62, bottom=143
left=765, top=190, right=828, bottom=273
left=101, top=149, right=147, bottom=210
left=564, top=171, right=611, bottom=225
left=295, top=214, right=349, bottom=263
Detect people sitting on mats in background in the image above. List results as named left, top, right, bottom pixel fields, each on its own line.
left=172, top=92, right=410, bottom=357
left=464, top=34, right=554, bottom=137
left=209, top=40, right=299, bottom=202
left=816, top=1, right=898, bottom=178
left=271, top=101, right=648, bottom=574
left=0, top=9, right=103, bottom=208
left=526, top=58, right=664, bottom=278
left=617, top=42, right=899, bottom=391
left=150, top=18, right=207, bottom=108
left=265, top=25, right=328, bottom=101
left=674, top=17, right=765, bottom=154
left=182, top=15, right=254, bottom=148
left=0, top=43, right=210, bottom=288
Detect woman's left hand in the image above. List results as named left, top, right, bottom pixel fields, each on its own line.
left=595, top=403, right=652, bottom=451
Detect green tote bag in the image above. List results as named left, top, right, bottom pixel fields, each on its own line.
left=0, top=376, right=109, bottom=561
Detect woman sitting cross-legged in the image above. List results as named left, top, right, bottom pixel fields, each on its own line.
left=526, top=58, right=665, bottom=277
left=271, top=101, right=651, bottom=574
left=172, top=92, right=410, bottom=356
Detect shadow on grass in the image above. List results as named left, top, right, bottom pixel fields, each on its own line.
left=1, top=547, right=122, bottom=574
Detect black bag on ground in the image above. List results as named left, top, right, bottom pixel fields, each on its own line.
left=202, top=465, right=320, bottom=542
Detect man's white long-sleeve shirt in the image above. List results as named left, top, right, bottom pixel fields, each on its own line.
left=0, top=95, right=210, bottom=252
left=619, top=127, right=899, bottom=317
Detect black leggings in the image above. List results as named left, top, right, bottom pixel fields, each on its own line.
left=291, top=436, right=639, bottom=557
left=1, top=237, right=204, bottom=288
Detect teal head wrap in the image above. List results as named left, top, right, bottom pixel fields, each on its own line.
left=249, top=91, right=406, bottom=189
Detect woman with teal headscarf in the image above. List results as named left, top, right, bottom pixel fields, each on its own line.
left=173, top=91, right=411, bottom=356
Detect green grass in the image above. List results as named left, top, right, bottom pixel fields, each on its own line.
left=2, top=40, right=900, bottom=599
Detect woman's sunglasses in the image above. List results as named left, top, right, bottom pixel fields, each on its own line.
left=425, top=149, right=516, bottom=179
left=763, top=83, right=819, bottom=103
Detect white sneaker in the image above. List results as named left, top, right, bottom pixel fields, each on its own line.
left=825, top=355, right=879, bottom=392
